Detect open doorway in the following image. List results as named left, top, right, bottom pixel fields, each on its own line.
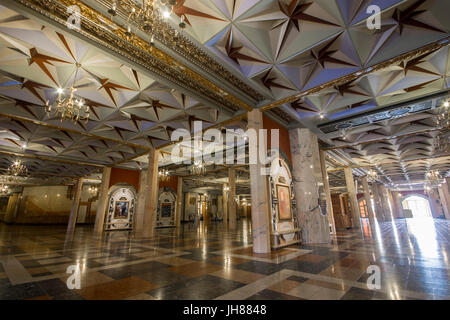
left=401, top=195, right=432, bottom=218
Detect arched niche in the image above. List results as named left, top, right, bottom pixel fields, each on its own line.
left=105, top=184, right=136, bottom=231
left=268, top=156, right=301, bottom=249
left=157, top=187, right=176, bottom=228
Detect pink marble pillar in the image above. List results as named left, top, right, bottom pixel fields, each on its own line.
left=176, top=177, right=183, bottom=228
left=248, top=110, right=271, bottom=253
left=361, top=177, right=376, bottom=230
left=290, top=128, right=330, bottom=243
left=66, top=178, right=83, bottom=236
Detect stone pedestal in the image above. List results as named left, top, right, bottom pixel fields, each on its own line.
left=248, top=110, right=271, bottom=253
left=289, top=128, right=330, bottom=243
left=176, top=177, right=183, bottom=228
left=93, top=167, right=112, bottom=234
left=228, top=168, right=236, bottom=230
left=344, top=167, right=361, bottom=229
left=142, top=149, right=160, bottom=237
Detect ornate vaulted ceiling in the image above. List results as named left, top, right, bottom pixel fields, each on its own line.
left=0, top=0, right=448, bottom=188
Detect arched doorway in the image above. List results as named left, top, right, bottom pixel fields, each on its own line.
left=401, top=195, right=432, bottom=219
left=358, top=199, right=368, bottom=218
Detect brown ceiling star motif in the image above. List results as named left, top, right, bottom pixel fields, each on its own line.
left=275, top=0, right=337, bottom=55
left=392, top=0, right=445, bottom=35
left=261, top=69, right=292, bottom=92
left=98, top=78, right=133, bottom=106
left=400, top=50, right=439, bottom=76
left=291, top=99, right=318, bottom=113
left=21, top=80, right=50, bottom=104
left=28, top=48, right=70, bottom=86
left=403, top=78, right=439, bottom=92
left=311, top=36, right=356, bottom=69
left=149, top=99, right=180, bottom=121
left=334, top=80, right=366, bottom=96
left=173, top=0, right=225, bottom=26
left=224, top=29, right=265, bottom=66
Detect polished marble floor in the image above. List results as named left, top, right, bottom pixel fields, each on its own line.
left=0, top=218, right=449, bottom=300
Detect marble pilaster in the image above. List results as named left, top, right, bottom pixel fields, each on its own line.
left=93, top=167, right=112, bottom=234
left=248, top=110, right=271, bottom=253
left=222, top=183, right=228, bottom=225
left=4, top=193, right=19, bottom=224
left=176, top=177, right=183, bottom=228
left=228, top=167, right=236, bottom=230
left=361, top=177, right=375, bottom=229
left=66, top=178, right=83, bottom=236
left=319, top=150, right=336, bottom=236
left=344, top=167, right=361, bottom=229
left=134, top=169, right=147, bottom=233
left=142, top=149, right=160, bottom=237
left=438, top=185, right=450, bottom=220
left=289, top=128, right=330, bottom=243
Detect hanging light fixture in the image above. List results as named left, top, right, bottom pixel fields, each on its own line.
left=7, top=159, right=28, bottom=177
left=366, top=168, right=379, bottom=182
left=107, top=0, right=184, bottom=39
left=190, top=160, right=206, bottom=175
left=45, top=63, right=90, bottom=123
left=158, top=168, right=170, bottom=182
left=0, top=183, right=9, bottom=194
left=426, top=170, right=442, bottom=189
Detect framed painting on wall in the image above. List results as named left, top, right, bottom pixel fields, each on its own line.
left=114, top=200, right=129, bottom=219
left=276, top=184, right=292, bottom=221
left=161, top=202, right=172, bottom=218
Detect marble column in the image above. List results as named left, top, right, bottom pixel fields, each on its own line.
left=438, top=185, right=450, bottom=220
left=290, top=128, right=330, bottom=243
left=222, top=183, right=228, bottom=225
left=361, top=177, right=375, bottom=230
left=344, top=167, right=361, bottom=229
left=134, top=169, right=147, bottom=233
left=375, top=184, right=388, bottom=221
left=66, top=178, right=83, bottom=236
left=142, top=149, right=160, bottom=237
left=428, top=188, right=442, bottom=218
left=228, top=167, right=236, bottom=230
left=319, top=150, right=336, bottom=236
left=4, top=193, right=19, bottom=224
left=248, top=109, right=271, bottom=253
left=379, top=185, right=394, bottom=220
left=371, top=183, right=382, bottom=220
left=176, top=177, right=183, bottom=228
left=388, top=190, right=402, bottom=219
left=93, top=167, right=112, bottom=234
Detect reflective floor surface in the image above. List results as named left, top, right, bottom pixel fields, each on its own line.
left=0, top=218, right=449, bottom=300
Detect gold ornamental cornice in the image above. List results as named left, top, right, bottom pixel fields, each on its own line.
left=11, top=0, right=253, bottom=112
left=260, top=37, right=450, bottom=112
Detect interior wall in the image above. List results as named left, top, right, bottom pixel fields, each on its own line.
left=14, top=186, right=74, bottom=224
left=263, top=115, right=292, bottom=165
left=109, top=168, right=140, bottom=192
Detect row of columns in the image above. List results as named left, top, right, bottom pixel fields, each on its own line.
left=64, top=108, right=450, bottom=255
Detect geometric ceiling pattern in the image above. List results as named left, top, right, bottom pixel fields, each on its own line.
left=166, top=0, right=450, bottom=101
left=291, top=43, right=450, bottom=125
left=327, top=109, right=450, bottom=186
left=0, top=0, right=449, bottom=190
left=0, top=4, right=234, bottom=171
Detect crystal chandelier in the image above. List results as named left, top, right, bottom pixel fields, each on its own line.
left=190, top=161, right=205, bottom=175
left=88, top=186, right=98, bottom=194
left=45, top=64, right=90, bottom=123
left=0, top=183, right=8, bottom=194
left=426, top=170, right=442, bottom=189
left=107, top=0, right=186, bottom=40
left=7, top=159, right=28, bottom=177
left=158, top=168, right=170, bottom=182
left=366, top=168, right=379, bottom=182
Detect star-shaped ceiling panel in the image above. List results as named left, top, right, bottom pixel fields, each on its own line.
left=0, top=5, right=235, bottom=170
left=168, top=0, right=449, bottom=100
